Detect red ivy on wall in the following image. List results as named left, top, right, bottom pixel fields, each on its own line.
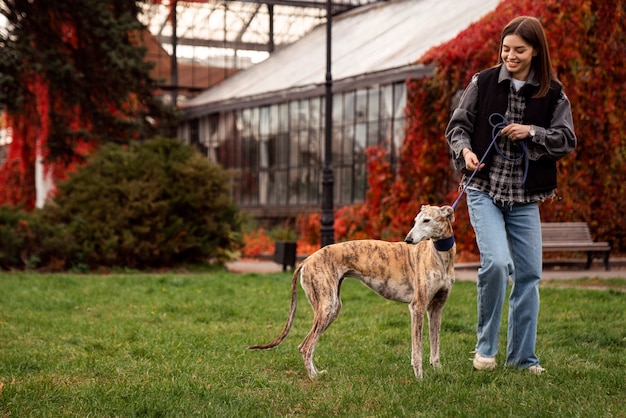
left=319, top=0, right=626, bottom=259
left=0, top=22, right=96, bottom=209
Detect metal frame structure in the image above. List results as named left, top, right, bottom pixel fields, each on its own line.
left=142, top=1, right=385, bottom=62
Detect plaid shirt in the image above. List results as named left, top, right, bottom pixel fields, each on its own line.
left=446, top=66, right=577, bottom=205
left=468, top=82, right=548, bottom=204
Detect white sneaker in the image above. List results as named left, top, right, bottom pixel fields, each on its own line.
left=527, top=365, right=546, bottom=375
left=472, top=352, right=497, bottom=371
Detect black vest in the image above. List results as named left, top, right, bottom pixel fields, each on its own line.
left=470, top=66, right=562, bottom=194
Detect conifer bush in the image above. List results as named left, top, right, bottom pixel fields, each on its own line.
left=42, top=138, right=241, bottom=269
left=0, top=206, right=73, bottom=271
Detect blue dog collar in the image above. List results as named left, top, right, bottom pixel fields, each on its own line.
left=433, top=234, right=455, bottom=252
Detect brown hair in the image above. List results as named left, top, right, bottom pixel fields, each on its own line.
left=500, top=16, right=558, bottom=98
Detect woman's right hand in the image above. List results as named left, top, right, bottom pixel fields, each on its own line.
left=462, top=148, right=485, bottom=171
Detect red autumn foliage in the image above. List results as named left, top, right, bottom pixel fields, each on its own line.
left=403, top=0, right=626, bottom=257
left=293, top=0, right=626, bottom=260
left=0, top=35, right=96, bottom=209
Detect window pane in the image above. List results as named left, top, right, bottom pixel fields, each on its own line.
left=275, top=170, right=288, bottom=205
left=394, top=83, right=406, bottom=118
left=355, top=89, right=367, bottom=123
left=381, top=85, right=393, bottom=119
left=368, top=88, right=380, bottom=121
left=353, top=162, right=366, bottom=202
left=269, top=104, right=278, bottom=135
left=337, top=166, right=352, bottom=205
left=346, top=92, right=356, bottom=124
left=333, top=93, right=344, bottom=124
left=355, top=122, right=366, bottom=162
left=278, top=103, right=289, bottom=131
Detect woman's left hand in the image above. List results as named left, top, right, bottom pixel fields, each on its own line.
left=500, top=124, right=531, bottom=141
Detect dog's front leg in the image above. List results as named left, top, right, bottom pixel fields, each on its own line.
left=426, top=290, right=449, bottom=369
left=408, top=299, right=425, bottom=379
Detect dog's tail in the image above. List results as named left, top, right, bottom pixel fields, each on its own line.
left=248, top=263, right=302, bottom=350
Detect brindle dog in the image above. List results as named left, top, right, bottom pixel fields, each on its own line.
left=249, top=205, right=456, bottom=379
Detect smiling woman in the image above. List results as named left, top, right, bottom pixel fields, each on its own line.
left=501, top=35, right=535, bottom=81
left=445, top=15, right=577, bottom=375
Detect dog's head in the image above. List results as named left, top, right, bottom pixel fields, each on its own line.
left=404, top=205, right=455, bottom=245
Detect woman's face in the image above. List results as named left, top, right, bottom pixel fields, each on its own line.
left=501, top=34, right=535, bottom=81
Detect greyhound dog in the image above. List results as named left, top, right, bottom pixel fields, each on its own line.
left=249, top=205, right=456, bottom=379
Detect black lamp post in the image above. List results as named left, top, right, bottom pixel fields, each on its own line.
left=321, top=0, right=334, bottom=247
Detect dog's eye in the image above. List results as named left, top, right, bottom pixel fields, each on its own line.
left=423, top=219, right=430, bottom=223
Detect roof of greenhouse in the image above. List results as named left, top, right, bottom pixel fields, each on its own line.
left=181, top=0, right=502, bottom=116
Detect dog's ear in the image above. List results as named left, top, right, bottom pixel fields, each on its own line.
left=441, top=205, right=455, bottom=222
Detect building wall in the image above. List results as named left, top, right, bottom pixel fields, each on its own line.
left=180, top=80, right=406, bottom=221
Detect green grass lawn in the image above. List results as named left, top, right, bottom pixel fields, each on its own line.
left=0, top=271, right=624, bottom=417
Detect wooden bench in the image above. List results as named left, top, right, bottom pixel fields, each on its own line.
left=541, top=222, right=611, bottom=270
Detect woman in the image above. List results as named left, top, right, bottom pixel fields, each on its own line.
left=445, top=16, right=576, bottom=374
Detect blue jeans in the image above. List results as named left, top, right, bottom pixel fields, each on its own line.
left=466, top=188, right=542, bottom=368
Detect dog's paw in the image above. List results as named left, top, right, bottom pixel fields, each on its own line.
left=308, top=369, right=328, bottom=379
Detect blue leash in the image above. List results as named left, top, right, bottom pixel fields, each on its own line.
left=451, top=113, right=529, bottom=210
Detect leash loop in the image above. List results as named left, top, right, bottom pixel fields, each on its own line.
left=451, top=113, right=529, bottom=210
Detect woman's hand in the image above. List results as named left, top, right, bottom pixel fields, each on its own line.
left=500, top=123, right=531, bottom=141
left=462, top=148, right=485, bottom=171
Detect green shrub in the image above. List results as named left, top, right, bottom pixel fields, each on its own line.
left=0, top=206, right=31, bottom=269
left=42, top=138, right=241, bottom=269
left=0, top=206, right=74, bottom=271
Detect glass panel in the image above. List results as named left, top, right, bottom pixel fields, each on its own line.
left=189, top=118, right=199, bottom=146
left=332, top=93, right=343, bottom=124
left=290, top=127, right=299, bottom=167
left=381, top=85, right=393, bottom=119
left=353, top=163, right=366, bottom=202
left=308, top=164, right=320, bottom=204
left=338, top=166, right=353, bottom=205
left=278, top=103, right=289, bottom=132
left=342, top=124, right=354, bottom=164
left=393, top=118, right=405, bottom=157
left=269, top=104, right=279, bottom=135
left=296, top=167, right=307, bottom=206
left=355, top=89, right=367, bottom=123
left=232, top=111, right=243, bottom=170
left=289, top=101, right=299, bottom=130
left=286, top=167, right=298, bottom=205
left=367, top=121, right=379, bottom=147
left=259, top=106, right=270, bottom=172
left=241, top=108, right=252, bottom=138
left=394, top=83, right=406, bottom=118
left=355, top=122, right=366, bottom=162
left=260, top=106, right=270, bottom=136
left=343, top=91, right=355, bottom=124
left=274, top=170, right=289, bottom=205
left=368, top=88, right=380, bottom=121
left=276, top=132, right=289, bottom=168
left=393, top=82, right=407, bottom=160
left=208, top=114, right=219, bottom=163
left=259, top=168, right=269, bottom=205
left=299, top=99, right=309, bottom=130
left=309, top=97, right=320, bottom=130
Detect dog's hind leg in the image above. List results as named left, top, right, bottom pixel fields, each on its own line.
left=426, top=290, right=450, bottom=369
left=298, top=271, right=343, bottom=379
